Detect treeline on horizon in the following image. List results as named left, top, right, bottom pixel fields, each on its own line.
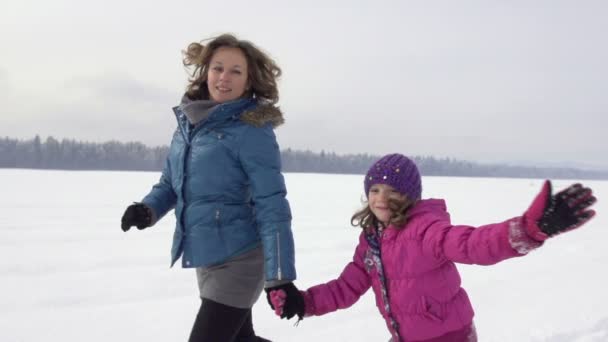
left=1, top=135, right=607, bottom=180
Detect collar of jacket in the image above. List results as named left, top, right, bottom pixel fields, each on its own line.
left=172, top=96, right=285, bottom=137
left=176, top=97, right=256, bottom=126
left=179, top=97, right=219, bottom=126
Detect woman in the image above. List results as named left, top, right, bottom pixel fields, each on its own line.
left=120, top=33, right=297, bottom=342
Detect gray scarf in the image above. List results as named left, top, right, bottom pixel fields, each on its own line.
left=179, top=95, right=219, bottom=126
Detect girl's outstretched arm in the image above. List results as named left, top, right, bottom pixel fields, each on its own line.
left=420, top=180, right=596, bottom=265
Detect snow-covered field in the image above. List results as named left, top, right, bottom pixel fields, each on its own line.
left=1, top=169, right=606, bottom=341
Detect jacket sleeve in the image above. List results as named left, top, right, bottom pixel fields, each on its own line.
left=239, top=124, right=295, bottom=282
left=419, top=215, right=543, bottom=265
left=141, top=156, right=177, bottom=224
left=303, top=234, right=371, bottom=316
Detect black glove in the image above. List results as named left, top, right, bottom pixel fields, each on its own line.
left=265, top=282, right=305, bottom=320
left=536, top=182, right=596, bottom=237
left=121, top=203, right=153, bottom=232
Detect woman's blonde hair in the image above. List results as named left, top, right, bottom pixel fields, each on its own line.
left=182, top=33, right=281, bottom=103
left=351, top=196, right=417, bottom=232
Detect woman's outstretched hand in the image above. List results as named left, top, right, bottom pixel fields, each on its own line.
left=524, top=180, right=597, bottom=241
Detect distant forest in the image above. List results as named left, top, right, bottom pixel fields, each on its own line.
left=1, top=135, right=607, bottom=180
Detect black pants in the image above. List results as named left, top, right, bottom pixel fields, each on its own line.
left=188, top=298, right=260, bottom=342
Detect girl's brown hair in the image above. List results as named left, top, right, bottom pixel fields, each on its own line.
left=182, top=33, right=281, bottom=103
left=351, top=196, right=417, bottom=232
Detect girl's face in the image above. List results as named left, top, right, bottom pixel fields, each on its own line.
left=368, top=183, right=405, bottom=226
left=206, top=47, right=249, bottom=103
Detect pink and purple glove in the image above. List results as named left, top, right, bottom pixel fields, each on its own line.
left=269, top=290, right=286, bottom=316
left=265, top=282, right=305, bottom=320
left=524, top=180, right=597, bottom=241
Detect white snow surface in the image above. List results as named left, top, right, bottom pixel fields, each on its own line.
left=1, top=170, right=606, bottom=341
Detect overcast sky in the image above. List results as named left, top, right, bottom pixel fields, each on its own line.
left=1, top=0, right=606, bottom=169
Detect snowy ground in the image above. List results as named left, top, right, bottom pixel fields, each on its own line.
left=1, top=169, right=606, bottom=342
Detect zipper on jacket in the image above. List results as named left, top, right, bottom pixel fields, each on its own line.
left=215, top=208, right=226, bottom=249
left=215, top=209, right=221, bottom=231
left=276, top=231, right=282, bottom=280
left=172, top=107, right=189, bottom=144
left=179, top=144, right=191, bottom=232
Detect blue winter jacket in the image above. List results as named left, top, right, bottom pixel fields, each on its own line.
left=141, top=97, right=296, bottom=282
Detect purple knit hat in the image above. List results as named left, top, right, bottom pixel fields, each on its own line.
left=364, top=153, right=422, bottom=200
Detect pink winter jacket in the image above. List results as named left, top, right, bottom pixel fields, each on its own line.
left=302, top=199, right=543, bottom=341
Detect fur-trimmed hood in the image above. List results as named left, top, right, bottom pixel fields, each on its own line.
left=241, top=103, right=284, bottom=129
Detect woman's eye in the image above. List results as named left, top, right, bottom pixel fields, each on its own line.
left=232, top=70, right=242, bottom=75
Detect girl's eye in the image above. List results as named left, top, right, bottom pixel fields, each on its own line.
left=232, top=70, right=242, bottom=75
left=213, top=67, right=223, bottom=72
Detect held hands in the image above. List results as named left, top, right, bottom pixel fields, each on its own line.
left=265, top=282, right=305, bottom=321
left=524, top=180, right=597, bottom=241
left=121, top=203, right=153, bottom=232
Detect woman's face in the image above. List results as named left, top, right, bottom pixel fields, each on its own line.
left=368, top=183, right=405, bottom=226
left=206, top=47, right=249, bottom=103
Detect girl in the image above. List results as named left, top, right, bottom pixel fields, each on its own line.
left=268, top=153, right=596, bottom=341
left=120, top=34, right=297, bottom=342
